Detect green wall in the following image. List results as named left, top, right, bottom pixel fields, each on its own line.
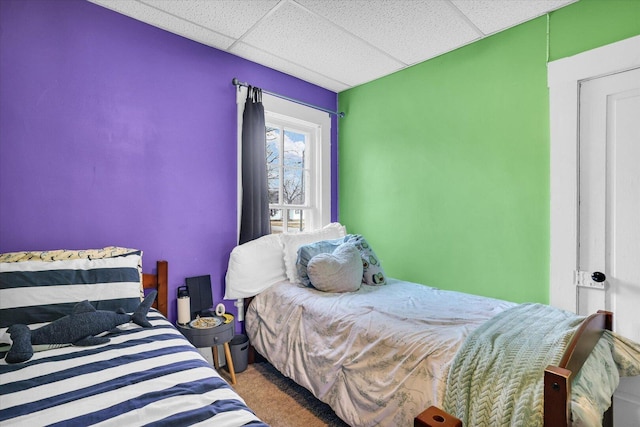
left=338, top=0, right=640, bottom=304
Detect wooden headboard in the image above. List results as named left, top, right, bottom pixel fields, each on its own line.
left=142, top=260, right=168, bottom=317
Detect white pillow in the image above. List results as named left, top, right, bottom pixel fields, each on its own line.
left=224, top=234, right=287, bottom=299
left=307, top=243, right=363, bottom=293
left=280, top=223, right=347, bottom=283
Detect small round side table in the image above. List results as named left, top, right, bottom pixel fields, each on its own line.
left=176, top=314, right=237, bottom=384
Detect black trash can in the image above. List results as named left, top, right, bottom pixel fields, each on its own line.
left=229, top=334, right=249, bottom=373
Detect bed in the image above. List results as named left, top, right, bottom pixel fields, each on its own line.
left=224, top=224, right=640, bottom=427
left=0, top=248, right=267, bottom=427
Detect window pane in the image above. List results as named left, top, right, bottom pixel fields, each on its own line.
left=285, top=209, right=305, bottom=232
left=268, top=189, right=279, bottom=204
left=270, top=209, right=283, bottom=234
left=284, top=130, right=306, bottom=169
left=266, top=126, right=280, bottom=145
left=283, top=167, right=304, bottom=205
left=266, top=126, right=281, bottom=204
left=267, top=165, right=279, bottom=204
left=266, top=127, right=280, bottom=166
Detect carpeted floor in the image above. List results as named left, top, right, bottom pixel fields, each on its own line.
left=229, top=362, right=350, bottom=427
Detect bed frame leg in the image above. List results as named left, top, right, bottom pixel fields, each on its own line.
left=414, top=406, right=462, bottom=427
left=243, top=296, right=266, bottom=365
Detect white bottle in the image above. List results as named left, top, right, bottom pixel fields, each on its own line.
left=177, top=286, right=190, bottom=325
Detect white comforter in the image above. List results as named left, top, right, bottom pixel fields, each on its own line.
left=246, top=279, right=515, bottom=426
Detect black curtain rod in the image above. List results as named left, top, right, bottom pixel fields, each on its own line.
left=232, top=78, right=345, bottom=118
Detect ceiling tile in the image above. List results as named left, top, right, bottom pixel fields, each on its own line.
left=239, top=1, right=405, bottom=88
left=451, top=0, right=577, bottom=35
left=138, top=0, right=279, bottom=39
left=297, top=0, right=481, bottom=65
left=89, top=0, right=235, bottom=49
left=231, top=42, right=350, bottom=92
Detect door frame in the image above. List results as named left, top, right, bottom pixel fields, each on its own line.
left=548, top=35, right=640, bottom=313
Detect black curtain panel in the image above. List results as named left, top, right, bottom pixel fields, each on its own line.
left=239, top=86, right=270, bottom=244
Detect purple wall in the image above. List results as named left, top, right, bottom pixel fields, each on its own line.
left=0, top=0, right=338, bottom=325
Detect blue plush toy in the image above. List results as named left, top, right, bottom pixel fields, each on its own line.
left=5, top=290, right=157, bottom=364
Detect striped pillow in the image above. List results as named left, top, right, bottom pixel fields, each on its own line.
left=0, top=254, right=142, bottom=335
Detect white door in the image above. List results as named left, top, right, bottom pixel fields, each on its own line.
left=578, top=67, right=640, bottom=425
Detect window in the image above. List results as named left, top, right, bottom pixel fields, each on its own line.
left=236, top=89, right=331, bottom=236
left=266, top=113, right=318, bottom=233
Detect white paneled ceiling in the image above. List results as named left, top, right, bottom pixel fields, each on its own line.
left=88, top=0, right=578, bottom=92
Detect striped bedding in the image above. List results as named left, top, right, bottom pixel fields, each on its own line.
left=0, top=254, right=144, bottom=335
left=0, top=310, right=267, bottom=427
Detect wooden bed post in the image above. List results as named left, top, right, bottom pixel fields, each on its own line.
left=142, top=260, right=169, bottom=318
left=415, top=406, right=462, bottom=427
left=544, top=366, right=571, bottom=427
left=156, top=260, right=168, bottom=318
left=544, top=310, right=614, bottom=427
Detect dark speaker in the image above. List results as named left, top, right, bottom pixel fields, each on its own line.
left=185, top=275, right=213, bottom=317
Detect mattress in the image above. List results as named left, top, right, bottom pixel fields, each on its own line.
left=0, top=309, right=267, bottom=427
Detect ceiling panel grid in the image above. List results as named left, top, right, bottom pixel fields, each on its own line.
left=88, top=0, right=578, bottom=92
